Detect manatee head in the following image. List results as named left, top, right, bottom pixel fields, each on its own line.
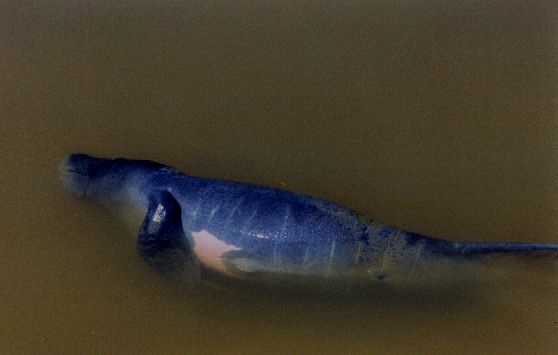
left=61, top=153, right=170, bottom=229
left=60, top=153, right=166, bottom=206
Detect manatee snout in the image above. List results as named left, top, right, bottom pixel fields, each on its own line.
left=61, top=153, right=117, bottom=198
left=60, top=154, right=94, bottom=197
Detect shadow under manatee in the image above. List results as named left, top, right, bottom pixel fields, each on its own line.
left=164, top=260, right=557, bottom=334
left=190, top=251, right=558, bottom=313
left=148, top=263, right=554, bottom=354
left=179, top=270, right=498, bottom=316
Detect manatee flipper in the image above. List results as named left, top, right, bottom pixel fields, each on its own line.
left=137, top=190, right=200, bottom=285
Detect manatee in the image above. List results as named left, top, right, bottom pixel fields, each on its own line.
left=60, top=154, right=558, bottom=290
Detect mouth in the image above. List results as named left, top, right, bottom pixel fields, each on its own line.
left=61, top=154, right=91, bottom=176
left=65, top=168, right=88, bottom=176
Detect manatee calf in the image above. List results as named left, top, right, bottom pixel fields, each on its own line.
left=60, top=154, right=558, bottom=290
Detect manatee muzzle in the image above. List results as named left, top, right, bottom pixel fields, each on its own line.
left=59, top=153, right=100, bottom=198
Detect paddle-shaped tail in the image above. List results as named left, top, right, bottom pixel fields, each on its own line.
left=440, top=241, right=558, bottom=258
left=434, top=240, right=558, bottom=288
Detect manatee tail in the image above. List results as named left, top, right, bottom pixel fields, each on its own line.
left=450, top=241, right=558, bottom=258
left=440, top=241, right=558, bottom=288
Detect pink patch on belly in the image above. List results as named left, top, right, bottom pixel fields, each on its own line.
left=191, top=230, right=241, bottom=274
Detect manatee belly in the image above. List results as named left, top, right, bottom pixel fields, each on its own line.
left=191, top=230, right=241, bottom=274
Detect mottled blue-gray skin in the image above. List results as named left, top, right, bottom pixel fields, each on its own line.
left=60, top=154, right=558, bottom=289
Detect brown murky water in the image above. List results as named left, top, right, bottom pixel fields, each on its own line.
left=1, top=1, right=557, bottom=353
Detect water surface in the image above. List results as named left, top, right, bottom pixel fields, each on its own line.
left=1, top=1, right=557, bottom=353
